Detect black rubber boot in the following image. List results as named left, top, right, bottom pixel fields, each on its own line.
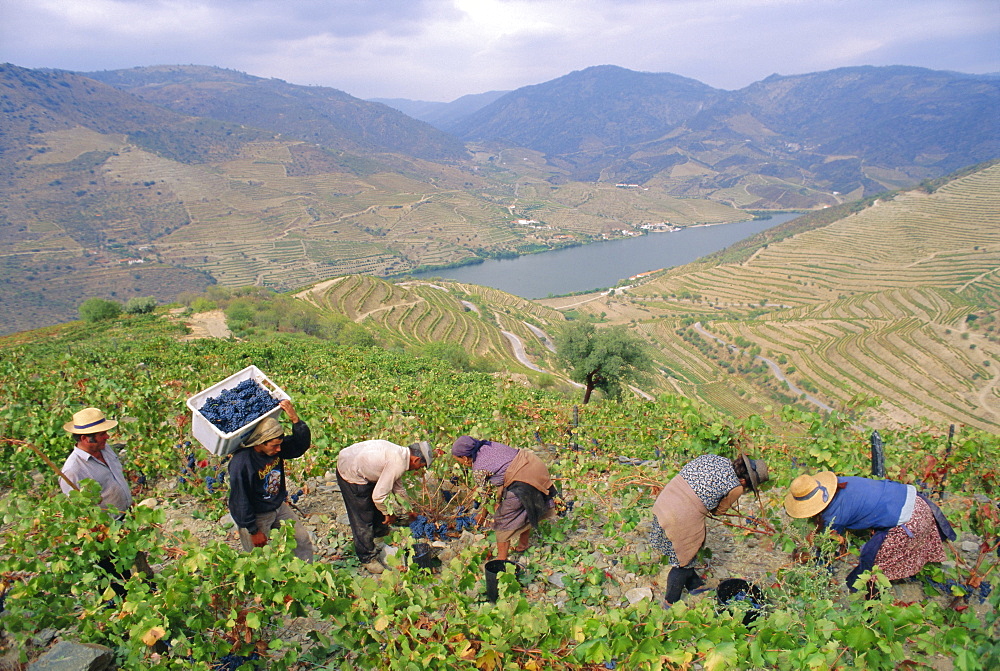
left=686, top=570, right=705, bottom=592
left=664, top=567, right=693, bottom=604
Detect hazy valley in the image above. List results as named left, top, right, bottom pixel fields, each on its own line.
left=0, top=60, right=997, bottom=432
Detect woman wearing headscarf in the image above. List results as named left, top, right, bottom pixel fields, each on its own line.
left=650, top=454, right=768, bottom=604
left=451, top=436, right=557, bottom=560
left=784, top=472, right=955, bottom=594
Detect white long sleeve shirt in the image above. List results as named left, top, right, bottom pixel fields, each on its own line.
left=336, top=440, right=410, bottom=513
left=60, top=444, right=133, bottom=513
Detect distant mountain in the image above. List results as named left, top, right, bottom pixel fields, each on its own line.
left=0, top=64, right=269, bottom=164
left=84, top=65, right=468, bottom=162
left=8, top=64, right=741, bottom=334
left=447, top=66, right=720, bottom=154
left=447, top=64, right=1000, bottom=205
left=2, top=61, right=998, bottom=335
left=370, top=90, right=509, bottom=130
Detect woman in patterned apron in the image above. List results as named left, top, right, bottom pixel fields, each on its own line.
left=784, top=472, right=954, bottom=595
left=452, top=436, right=557, bottom=561
left=650, top=454, right=768, bottom=604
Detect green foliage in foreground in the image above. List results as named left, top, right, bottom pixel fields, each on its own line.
left=1, top=486, right=997, bottom=670
left=1, top=314, right=999, bottom=669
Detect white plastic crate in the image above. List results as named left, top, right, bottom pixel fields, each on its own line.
left=186, top=365, right=290, bottom=456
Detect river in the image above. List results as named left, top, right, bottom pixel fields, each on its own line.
left=409, top=212, right=802, bottom=298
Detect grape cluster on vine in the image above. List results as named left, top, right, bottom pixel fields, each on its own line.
left=454, top=515, right=477, bottom=532
left=198, top=379, right=279, bottom=434
left=409, top=515, right=449, bottom=540
left=919, top=576, right=993, bottom=603
left=212, top=652, right=260, bottom=670
left=177, top=444, right=227, bottom=494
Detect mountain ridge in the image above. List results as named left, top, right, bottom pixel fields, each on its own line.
left=447, top=64, right=999, bottom=195
left=82, top=64, right=469, bottom=163
left=1, top=61, right=997, bottom=335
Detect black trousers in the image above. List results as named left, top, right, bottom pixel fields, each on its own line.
left=336, top=470, right=390, bottom=563
left=664, top=566, right=704, bottom=604
left=97, top=551, right=153, bottom=599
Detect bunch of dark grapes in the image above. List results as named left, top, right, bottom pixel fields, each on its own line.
left=409, top=515, right=449, bottom=540
left=921, top=576, right=993, bottom=603
left=454, top=515, right=477, bottom=532
left=212, top=652, right=260, bottom=670
left=199, top=379, right=279, bottom=434
left=454, top=506, right=478, bottom=532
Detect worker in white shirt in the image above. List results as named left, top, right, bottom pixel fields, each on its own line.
left=336, top=440, right=433, bottom=574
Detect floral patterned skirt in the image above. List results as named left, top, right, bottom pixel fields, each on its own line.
left=649, top=516, right=693, bottom=568
left=874, top=496, right=946, bottom=580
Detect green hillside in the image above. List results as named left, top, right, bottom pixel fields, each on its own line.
left=295, top=275, right=565, bottom=375
left=0, top=314, right=997, bottom=669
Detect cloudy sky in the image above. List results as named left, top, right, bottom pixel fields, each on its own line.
left=1, top=0, right=997, bottom=102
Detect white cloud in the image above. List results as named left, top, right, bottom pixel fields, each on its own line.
left=1, top=0, right=996, bottom=100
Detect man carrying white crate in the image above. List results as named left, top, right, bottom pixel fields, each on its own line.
left=227, top=399, right=314, bottom=562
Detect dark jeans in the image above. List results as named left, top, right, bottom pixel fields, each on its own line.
left=336, top=470, right=390, bottom=563
left=98, top=551, right=153, bottom=599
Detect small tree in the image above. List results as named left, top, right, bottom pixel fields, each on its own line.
left=124, top=296, right=157, bottom=314
left=557, top=322, right=653, bottom=404
left=78, top=297, right=121, bottom=323
left=414, top=341, right=472, bottom=371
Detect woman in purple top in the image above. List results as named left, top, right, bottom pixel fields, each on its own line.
left=452, top=435, right=556, bottom=560
left=785, top=471, right=953, bottom=593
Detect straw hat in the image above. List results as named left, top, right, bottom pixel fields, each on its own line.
left=63, top=407, right=118, bottom=434
left=741, top=455, right=769, bottom=491
left=784, top=471, right=838, bottom=518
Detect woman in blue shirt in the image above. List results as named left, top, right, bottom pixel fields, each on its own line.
left=785, top=471, right=953, bottom=593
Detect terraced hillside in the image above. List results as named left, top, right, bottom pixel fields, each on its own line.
left=539, top=163, right=1000, bottom=430
left=295, top=275, right=568, bottom=378
left=1, top=123, right=749, bottom=335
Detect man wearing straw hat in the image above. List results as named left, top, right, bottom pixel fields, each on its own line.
left=227, top=399, right=314, bottom=562
left=61, top=407, right=133, bottom=513
left=61, top=406, right=152, bottom=596
left=336, top=440, right=434, bottom=574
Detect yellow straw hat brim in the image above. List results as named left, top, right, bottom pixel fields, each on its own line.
left=784, top=471, right=838, bottom=518
left=63, top=407, right=118, bottom=434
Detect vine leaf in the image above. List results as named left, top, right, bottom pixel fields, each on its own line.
left=141, top=626, right=166, bottom=646
left=475, top=648, right=502, bottom=671
left=704, top=642, right=738, bottom=671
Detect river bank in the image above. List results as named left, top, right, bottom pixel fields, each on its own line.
left=405, top=212, right=804, bottom=299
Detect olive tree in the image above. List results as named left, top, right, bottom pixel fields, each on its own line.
left=556, top=321, right=653, bottom=404
left=78, top=297, right=121, bottom=323
left=124, top=296, right=157, bottom=314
